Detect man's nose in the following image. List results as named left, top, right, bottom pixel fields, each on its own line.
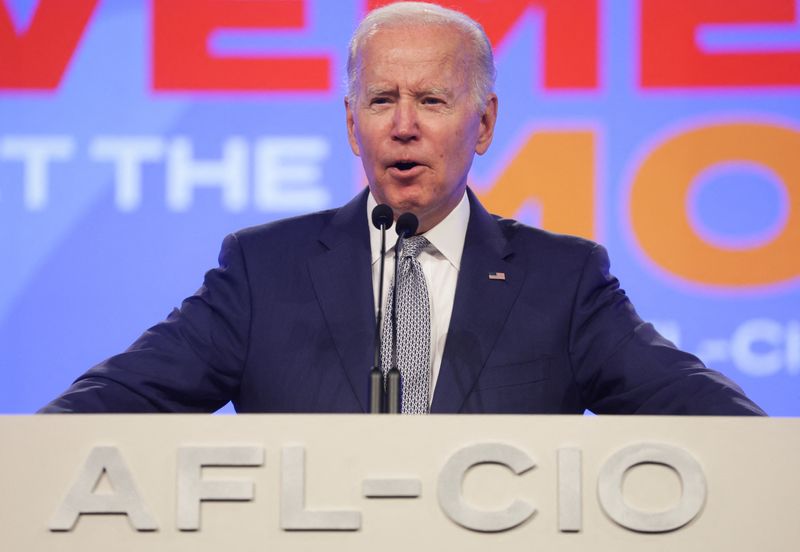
left=391, top=100, right=419, bottom=142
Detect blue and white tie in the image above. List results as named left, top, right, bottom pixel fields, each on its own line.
left=382, top=235, right=431, bottom=414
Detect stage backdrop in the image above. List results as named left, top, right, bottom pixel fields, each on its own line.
left=1, top=0, right=798, bottom=414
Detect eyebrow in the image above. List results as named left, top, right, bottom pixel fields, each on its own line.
left=363, top=85, right=454, bottom=98
left=365, top=85, right=397, bottom=97
left=419, top=86, right=453, bottom=98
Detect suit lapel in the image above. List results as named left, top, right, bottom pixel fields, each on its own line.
left=431, top=190, right=526, bottom=413
left=307, top=190, right=374, bottom=412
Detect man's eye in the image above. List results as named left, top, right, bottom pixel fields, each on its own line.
left=370, top=97, right=390, bottom=105
left=423, top=97, right=444, bottom=105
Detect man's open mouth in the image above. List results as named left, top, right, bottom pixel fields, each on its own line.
left=391, top=161, right=421, bottom=171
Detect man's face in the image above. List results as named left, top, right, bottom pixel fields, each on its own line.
left=346, top=24, right=497, bottom=233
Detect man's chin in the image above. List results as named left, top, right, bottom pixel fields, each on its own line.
left=370, top=187, right=424, bottom=215
left=387, top=198, right=423, bottom=218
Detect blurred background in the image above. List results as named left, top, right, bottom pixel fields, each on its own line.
left=1, top=0, right=798, bottom=414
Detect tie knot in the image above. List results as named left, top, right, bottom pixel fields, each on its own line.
left=401, top=235, right=429, bottom=259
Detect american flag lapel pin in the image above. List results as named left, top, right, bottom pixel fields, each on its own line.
left=488, top=272, right=506, bottom=281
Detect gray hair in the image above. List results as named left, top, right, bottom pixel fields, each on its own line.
left=346, top=1, right=496, bottom=110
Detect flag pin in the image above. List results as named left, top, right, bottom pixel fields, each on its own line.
left=488, top=272, right=506, bottom=281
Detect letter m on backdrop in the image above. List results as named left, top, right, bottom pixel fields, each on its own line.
left=367, top=0, right=599, bottom=90
left=0, top=0, right=99, bottom=89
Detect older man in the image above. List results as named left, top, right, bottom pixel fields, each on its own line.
left=40, top=2, right=764, bottom=415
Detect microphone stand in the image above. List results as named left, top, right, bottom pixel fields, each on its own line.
left=386, top=235, right=404, bottom=414
left=369, top=224, right=388, bottom=413
left=369, top=204, right=393, bottom=414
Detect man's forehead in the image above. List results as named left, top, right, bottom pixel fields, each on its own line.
left=358, top=24, right=469, bottom=65
left=356, top=30, right=468, bottom=87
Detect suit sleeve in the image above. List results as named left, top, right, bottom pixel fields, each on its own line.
left=38, top=234, right=251, bottom=413
left=567, top=244, right=766, bottom=415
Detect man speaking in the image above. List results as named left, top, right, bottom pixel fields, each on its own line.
left=40, top=2, right=764, bottom=415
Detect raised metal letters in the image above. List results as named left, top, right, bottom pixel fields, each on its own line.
left=280, top=445, right=361, bottom=530
left=597, top=442, right=707, bottom=532
left=437, top=442, right=536, bottom=532
left=176, top=445, right=264, bottom=530
left=44, top=438, right=709, bottom=536
left=558, top=447, right=582, bottom=532
left=362, top=478, right=422, bottom=498
left=49, top=445, right=157, bottom=531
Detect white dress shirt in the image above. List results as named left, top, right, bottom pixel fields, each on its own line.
left=367, top=191, right=470, bottom=405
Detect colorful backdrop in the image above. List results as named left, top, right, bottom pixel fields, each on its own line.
left=1, top=0, right=798, bottom=414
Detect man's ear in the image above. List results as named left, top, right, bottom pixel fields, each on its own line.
left=345, top=97, right=360, bottom=157
left=475, top=94, right=498, bottom=156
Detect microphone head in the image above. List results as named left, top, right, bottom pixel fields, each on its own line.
left=395, top=212, right=419, bottom=237
left=371, top=204, right=394, bottom=230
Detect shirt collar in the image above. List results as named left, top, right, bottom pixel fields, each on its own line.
left=368, top=190, right=470, bottom=270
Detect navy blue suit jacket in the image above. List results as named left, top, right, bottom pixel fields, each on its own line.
left=41, top=189, right=764, bottom=415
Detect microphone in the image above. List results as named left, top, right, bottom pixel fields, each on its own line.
left=395, top=212, right=419, bottom=239
left=371, top=203, right=393, bottom=230
left=386, top=212, right=419, bottom=414
left=369, top=204, right=393, bottom=414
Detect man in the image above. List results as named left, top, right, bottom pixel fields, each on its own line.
left=40, top=2, right=764, bottom=415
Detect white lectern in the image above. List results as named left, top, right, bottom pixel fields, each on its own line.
left=1, top=415, right=798, bottom=551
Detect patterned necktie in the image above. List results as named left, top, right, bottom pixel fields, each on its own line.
left=382, top=235, right=431, bottom=414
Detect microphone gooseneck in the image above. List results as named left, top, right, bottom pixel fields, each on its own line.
left=369, top=204, right=393, bottom=414
left=387, top=212, right=419, bottom=414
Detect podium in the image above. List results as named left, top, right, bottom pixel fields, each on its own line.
left=1, top=415, right=798, bottom=551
